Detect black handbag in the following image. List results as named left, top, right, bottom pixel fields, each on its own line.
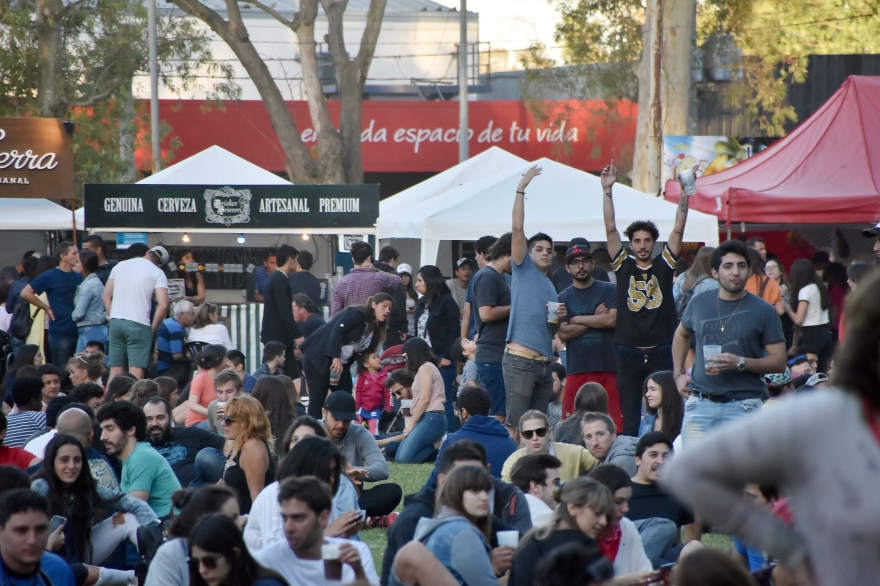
left=9, top=301, right=38, bottom=340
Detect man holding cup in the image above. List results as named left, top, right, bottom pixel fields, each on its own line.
left=255, top=476, right=379, bottom=586
left=504, top=166, right=567, bottom=431
left=672, top=240, right=787, bottom=445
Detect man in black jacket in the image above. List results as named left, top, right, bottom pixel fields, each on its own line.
left=380, top=440, right=532, bottom=586
left=260, top=244, right=302, bottom=376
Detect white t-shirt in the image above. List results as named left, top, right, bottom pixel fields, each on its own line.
left=188, top=323, right=235, bottom=349
left=613, top=517, right=653, bottom=575
left=108, top=257, right=168, bottom=326
left=523, top=493, right=554, bottom=527
left=24, top=429, right=57, bottom=459
left=797, top=283, right=829, bottom=326
left=255, top=537, right=379, bottom=586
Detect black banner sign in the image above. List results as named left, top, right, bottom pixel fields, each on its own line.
left=83, top=184, right=379, bottom=230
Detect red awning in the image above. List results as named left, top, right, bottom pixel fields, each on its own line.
left=665, top=76, right=880, bottom=224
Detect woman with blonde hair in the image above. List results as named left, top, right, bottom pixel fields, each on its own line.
left=220, top=395, right=276, bottom=514
left=413, top=465, right=497, bottom=586
left=509, top=477, right=614, bottom=586
left=189, top=303, right=234, bottom=349
left=129, top=379, right=160, bottom=407
left=67, top=352, right=106, bottom=387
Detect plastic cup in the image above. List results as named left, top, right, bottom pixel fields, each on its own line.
left=400, top=399, right=413, bottom=418
left=703, top=345, right=722, bottom=375
left=497, top=530, right=520, bottom=548
left=330, top=370, right=342, bottom=386
left=679, top=167, right=697, bottom=196
left=547, top=302, right=560, bottom=323
left=322, top=543, right=343, bottom=581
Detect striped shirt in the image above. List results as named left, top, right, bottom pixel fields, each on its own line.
left=5, top=411, right=46, bottom=448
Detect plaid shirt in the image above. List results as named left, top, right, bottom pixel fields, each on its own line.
left=331, top=267, right=402, bottom=315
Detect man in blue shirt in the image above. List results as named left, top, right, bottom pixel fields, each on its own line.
left=461, top=236, right=498, bottom=341
left=0, top=489, right=75, bottom=586
left=156, top=300, right=196, bottom=387
left=21, top=242, right=83, bottom=367
left=503, top=166, right=566, bottom=430
left=253, top=249, right=277, bottom=303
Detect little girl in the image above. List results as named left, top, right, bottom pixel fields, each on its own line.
left=355, top=351, right=388, bottom=433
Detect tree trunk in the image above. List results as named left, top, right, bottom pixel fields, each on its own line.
left=35, top=0, right=65, bottom=117
left=662, top=0, right=696, bottom=135
left=119, top=80, right=137, bottom=183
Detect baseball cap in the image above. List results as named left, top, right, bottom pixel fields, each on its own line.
left=456, top=258, right=476, bottom=270
left=806, top=372, right=829, bottom=386
left=764, top=368, right=793, bottom=388
left=149, top=246, right=170, bottom=265
left=397, top=263, right=413, bottom=276
left=565, top=243, right=593, bottom=263
left=862, top=221, right=880, bottom=238
left=323, top=391, right=357, bottom=421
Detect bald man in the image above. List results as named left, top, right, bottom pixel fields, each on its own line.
left=55, top=406, right=121, bottom=490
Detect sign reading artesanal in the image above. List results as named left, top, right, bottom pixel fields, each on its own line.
left=0, top=118, right=74, bottom=199
left=83, top=184, right=379, bottom=230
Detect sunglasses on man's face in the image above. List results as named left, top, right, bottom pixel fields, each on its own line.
left=190, top=555, right=221, bottom=570
left=521, top=427, right=549, bottom=440
left=221, top=416, right=237, bottom=426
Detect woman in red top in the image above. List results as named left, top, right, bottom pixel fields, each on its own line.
left=186, top=344, right=227, bottom=426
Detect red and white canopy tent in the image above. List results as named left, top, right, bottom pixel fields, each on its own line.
left=665, top=76, right=880, bottom=229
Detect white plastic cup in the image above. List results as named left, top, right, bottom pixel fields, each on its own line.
left=497, top=530, right=520, bottom=548
left=679, top=167, right=697, bottom=196
left=330, top=370, right=342, bottom=386
left=400, top=399, right=413, bottom=418
left=703, top=345, right=722, bottom=374
left=546, top=302, right=560, bottom=323
left=322, top=543, right=342, bottom=580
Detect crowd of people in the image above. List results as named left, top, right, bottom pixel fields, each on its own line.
left=0, top=168, right=877, bottom=586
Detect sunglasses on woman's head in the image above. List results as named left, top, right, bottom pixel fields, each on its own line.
left=221, top=416, right=237, bottom=425
left=190, top=555, right=220, bottom=570
left=521, top=427, right=548, bottom=440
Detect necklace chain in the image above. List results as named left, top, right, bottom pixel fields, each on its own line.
left=717, top=294, right=745, bottom=332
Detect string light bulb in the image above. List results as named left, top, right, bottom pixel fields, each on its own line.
left=301, top=233, right=310, bottom=241
left=182, top=233, right=190, bottom=243
left=237, top=233, right=246, bottom=244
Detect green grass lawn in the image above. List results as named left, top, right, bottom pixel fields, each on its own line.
left=360, top=463, right=731, bottom=570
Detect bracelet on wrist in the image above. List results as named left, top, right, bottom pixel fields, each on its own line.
left=516, top=190, right=526, bottom=195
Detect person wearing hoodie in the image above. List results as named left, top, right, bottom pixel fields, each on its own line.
left=380, top=441, right=531, bottom=586
left=581, top=412, right=638, bottom=477
left=408, top=465, right=499, bottom=586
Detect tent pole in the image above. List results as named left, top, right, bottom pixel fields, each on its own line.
left=70, top=200, right=77, bottom=245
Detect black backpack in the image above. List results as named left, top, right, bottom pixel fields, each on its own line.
left=9, top=301, right=38, bottom=340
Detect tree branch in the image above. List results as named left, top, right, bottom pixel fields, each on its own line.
left=354, top=0, right=386, bottom=79
left=54, top=0, right=89, bottom=20
left=238, top=0, right=302, bottom=30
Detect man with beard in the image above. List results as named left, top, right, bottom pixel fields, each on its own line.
left=556, top=242, right=619, bottom=425
left=627, top=432, right=698, bottom=566
left=603, top=161, right=687, bottom=436
left=142, top=397, right=226, bottom=487
left=673, top=240, right=786, bottom=444
left=97, top=400, right=180, bottom=517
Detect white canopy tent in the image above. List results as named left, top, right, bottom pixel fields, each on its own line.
left=378, top=157, right=720, bottom=266
left=0, top=199, right=78, bottom=231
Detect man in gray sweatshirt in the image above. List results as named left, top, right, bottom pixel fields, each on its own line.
left=321, top=391, right=402, bottom=523
left=581, top=412, right=638, bottom=477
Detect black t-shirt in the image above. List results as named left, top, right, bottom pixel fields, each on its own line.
left=262, top=270, right=301, bottom=344
left=472, top=266, right=511, bottom=363
left=611, top=245, right=679, bottom=347
left=558, top=281, right=618, bottom=374
left=289, top=271, right=323, bottom=307
left=300, top=313, right=326, bottom=339
left=626, top=481, right=694, bottom=528
left=95, top=260, right=118, bottom=285
left=509, top=530, right=597, bottom=586
left=152, top=426, right=226, bottom=487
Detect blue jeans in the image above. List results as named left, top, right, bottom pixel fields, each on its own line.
left=438, top=359, right=459, bottom=433
left=501, top=353, right=554, bottom=429
left=633, top=518, right=678, bottom=568
left=395, top=412, right=447, bottom=463
left=476, top=361, right=506, bottom=416
left=76, top=324, right=108, bottom=354
left=192, top=447, right=226, bottom=487
left=48, top=332, right=77, bottom=367
left=681, top=394, right=763, bottom=448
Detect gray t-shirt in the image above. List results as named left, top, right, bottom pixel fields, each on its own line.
left=459, top=359, right=482, bottom=394
left=473, top=266, right=511, bottom=363
left=680, top=290, right=784, bottom=399
left=507, top=253, right=557, bottom=358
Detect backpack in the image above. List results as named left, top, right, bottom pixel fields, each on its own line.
left=10, top=301, right=38, bottom=340
left=675, top=277, right=708, bottom=319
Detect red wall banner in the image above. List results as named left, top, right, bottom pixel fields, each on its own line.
left=146, top=99, right=637, bottom=175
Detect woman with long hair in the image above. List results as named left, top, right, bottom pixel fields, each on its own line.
left=186, top=344, right=228, bottom=427
left=823, top=261, right=849, bottom=342
left=414, top=265, right=462, bottom=431
left=280, top=415, right=325, bottom=458
left=661, top=271, right=880, bottom=586
left=244, top=435, right=361, bottom=552
left=299, top=292, right=394, bottom=418
left=2, top=343, right=43, bottom=405
left=276, top=375, right=306, bottom=417
left=71, top=249, right=108, bottom=354
left=67, top=352, right=105, bottom=387
left=554, top=382, right=609, bottom=445
left=189, top=303, right=234, bottom=349
left=744, top=249, right=785, bottom=315
left=177, top=250, right=206, bottom=305
left=672, top=246, right=718, bottom=309
left=638, top=371, right=684, bottom=441
left=251, top=376, right=297, bottom=455
left=786, top=259, right=833, bottom=372
left=414, top=465, right=497, bottom=586
left=129, top=378, right=160, bottom=407
left=31, top=434, right=158, bottom=565
left=221, top=395, right=276, bottom=514
left=589, top=465, right=658, bottom=583
left=385, top=337, right=447, bottom=463
left=509, top=477, right=614, bottom=586
left=145, top=485, right=241, bottom=586
left=764, top=258, right=790, bottom=297
left=397, top=263, right=418, bottom=337
left=189, top=514, right=287, bottom=586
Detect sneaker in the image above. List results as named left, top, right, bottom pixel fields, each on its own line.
left=367, top=512, right=398, bottom=529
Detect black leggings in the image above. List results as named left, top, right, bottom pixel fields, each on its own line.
left=359, top=483, right=403, bottom=517
left=800, top=324, right=833, bottom=373
left=303, top=354, right=353, bottom=418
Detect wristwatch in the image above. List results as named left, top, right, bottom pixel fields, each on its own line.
left=737, top=356, right=746, bottom=372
